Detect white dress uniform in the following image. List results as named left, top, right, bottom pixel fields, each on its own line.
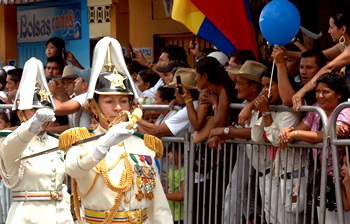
left=65, top=124, right=173, bottom=224
left=0, top=124, right=73, bottom=224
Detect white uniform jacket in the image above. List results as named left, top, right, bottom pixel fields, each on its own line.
left=251, top=111, right=306, bottom=176
left=0, top=124, right=73, bottom=224
left=65, top=125, right=173, bottom=224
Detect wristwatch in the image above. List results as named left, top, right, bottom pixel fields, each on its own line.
left=262, top=111, right=271, bottom=117
left=224, top=127, right=230, bottom=135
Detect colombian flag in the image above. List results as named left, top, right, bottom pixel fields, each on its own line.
left=171, top=0, right=258, bottom=60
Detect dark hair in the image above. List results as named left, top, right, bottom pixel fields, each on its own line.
left=0, top=68, right=7, bottom=91
left=127, top=61, right=148, bottom=74
left=0, top=109, right=10, bottom=124
left=196, top=57, right=238, bottom=103
left=46, top=37, right=65, bottom=57
left=316, top=73, right=349, bottom=104
left=262, top=65, right=299, bottom=92
left=301, top=49, right=327, bottom=69
left=229, top=49, right=256, bottom=65
left=200, top=48, right=218, bottom=56
left=161, top=45, right=188, bottom=64
left=156, top=86, right=175, bottom=103
left=46, top=57, right=65, bottom=72
left=331, top=10, right=350, bottom=35
left=54, top=115, right=68, bottom=125
left=138, top=70, right=159, bottom=88
left=7, top=68, right=23, bottom=85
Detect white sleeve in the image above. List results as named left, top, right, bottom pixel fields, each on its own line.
left=165, top=101, right=198, bottom=136
left=264, top=111, right=303, bottom=147
left=71, top=93, right=87, bottom=106
left=142, top=79, right=164, bottom=97
left=251, top=116, right=266, bottom=144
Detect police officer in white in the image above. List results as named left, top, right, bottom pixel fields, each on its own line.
left=65, top=37, right=172, bottom=224
left=0, top=58, right=74, bottom=223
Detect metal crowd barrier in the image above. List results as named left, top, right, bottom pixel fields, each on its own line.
left=330, top=102, right=350, bottom=224
left=0, top=103, right=335, bottom=224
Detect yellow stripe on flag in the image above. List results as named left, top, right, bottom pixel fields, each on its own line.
left=171, top=0, right=205, bottom=34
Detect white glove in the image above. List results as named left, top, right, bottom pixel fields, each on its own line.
left=93, top=122, right=134, bottom=160
left=27, top=108, right=56, bottom=134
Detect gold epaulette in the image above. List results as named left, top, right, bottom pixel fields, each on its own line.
left=58, top=127, right=94, bottom=152
left=143, top=134, right=163, bottom=159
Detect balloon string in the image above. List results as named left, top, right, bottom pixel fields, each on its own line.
left=268, top=60, right=275, bottom=99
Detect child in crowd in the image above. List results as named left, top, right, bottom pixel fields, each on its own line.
left=0, top=110, right=11, bottom=130
left=334, top=153, right=350, bottom=211
left=90, top=114, right=99, bottom=130
left=165, top=144, right=184, bottom=224
left=143, top=110, right=160, bottom=124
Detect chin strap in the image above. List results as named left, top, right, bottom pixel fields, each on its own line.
left=18, top=110, right=28, bottom=123
left=90, top=98, right=109, bottom=123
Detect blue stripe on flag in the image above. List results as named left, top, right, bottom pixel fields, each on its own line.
left=197, top=17, right=236, bottom=56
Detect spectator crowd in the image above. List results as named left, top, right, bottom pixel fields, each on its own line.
left=2, top=9, right=350, bottom=224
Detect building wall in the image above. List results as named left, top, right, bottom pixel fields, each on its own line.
left=0, top=4, right=17, bottom=67
left=17, top=0, right=90, bottom=68
left=128, top=0, right=190, bottom=62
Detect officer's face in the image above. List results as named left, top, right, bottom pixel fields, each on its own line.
left=91, top=95, right=131, bottom=129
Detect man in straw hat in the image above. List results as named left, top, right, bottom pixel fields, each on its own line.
left=136, top=68, right=199, bottom=138
left=0, top=57, right=74, bottom=223
left=65, top=37, right=172, bottom=224
left=208, top=60, right=267, bottom=224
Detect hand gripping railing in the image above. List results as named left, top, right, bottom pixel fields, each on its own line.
left=225, top=103, right=330, bottom=224
left=329, top=102, right=350, bottom=224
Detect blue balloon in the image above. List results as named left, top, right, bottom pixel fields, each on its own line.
left=259, top=0, right=301, bottom=46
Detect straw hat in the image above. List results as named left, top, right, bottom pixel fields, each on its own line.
left=164, top=68, right=197, bottom=89
left=228, top=60, right=267, bottom=83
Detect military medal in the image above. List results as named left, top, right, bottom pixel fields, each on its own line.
left=145, top=180, right=153, bottom=194
left=135, top=190, right=144, bottom=201
left=142, top=167, right=152, bottom=178
left=150, top=179, right=156, bottom=188
left=136, top=177, right=144, bottom=189
left=134, top=165, right=143, bottom=176
left=145, top=192, right=154, bottom=200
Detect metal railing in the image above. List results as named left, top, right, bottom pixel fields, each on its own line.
left=0, top=103, right=339, bottom=224
left=329, top=102, right=350, bottom=224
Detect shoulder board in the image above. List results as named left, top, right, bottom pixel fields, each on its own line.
left=142, top=134, right=164, bottom=159
left=47, top=131, right=59, bottom=139
left=0, top=130, right=12, bottom=137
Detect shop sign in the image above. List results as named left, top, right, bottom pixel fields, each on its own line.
left=17, top=4, right=82, bottom=43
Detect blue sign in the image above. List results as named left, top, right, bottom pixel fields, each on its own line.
left=17, top=4, right=82, bottom=43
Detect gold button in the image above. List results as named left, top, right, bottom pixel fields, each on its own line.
left=52, top=168, right=56, bottom=172
left=51, top=159, right=53, bottom=162
left=41, top=143, right=45, bottom=147
left=51, top=177, right=55, bottom=182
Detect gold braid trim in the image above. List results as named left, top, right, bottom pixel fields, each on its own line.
left=103, top=172, right=127, bottom=224
left=59, top=127, right=92, bottom=152
left=144, top=134, right=164, bottom=158
left=78, top=173, right=99, bottom=198
left=72, top=178, right=83, bottom=224
left=101, top=151, right=134, bottom=193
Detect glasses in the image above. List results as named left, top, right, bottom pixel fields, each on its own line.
left=235, top=82, right=252, bottom=87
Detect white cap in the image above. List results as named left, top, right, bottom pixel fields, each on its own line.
left=207, top=51, right=229, bottom=66
left=2, top=65, right=15, bottom=73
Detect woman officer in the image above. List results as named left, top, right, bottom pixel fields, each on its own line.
left=0, top=58, right=73, bottom=223
left=65, top=37, right=172, bottom=224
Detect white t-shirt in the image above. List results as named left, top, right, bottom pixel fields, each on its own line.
left=165, top=101, right=198, bottom=137
left=154, top=110, right=178, bottom=125
left=69, top=93, right=91, bottom=128
left=141, top=79, right=164, bottom=98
